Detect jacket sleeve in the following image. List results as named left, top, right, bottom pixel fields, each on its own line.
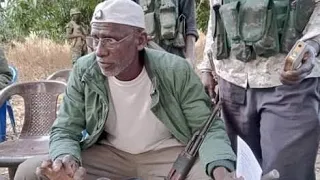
left=176, top=61, right=236, bottom=176
left=49, top=62, right=86, bottom=162
left=0, top=49, right=13, bottom=90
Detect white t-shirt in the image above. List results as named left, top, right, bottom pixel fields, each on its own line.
left=104, top=67, right=182, bottom=154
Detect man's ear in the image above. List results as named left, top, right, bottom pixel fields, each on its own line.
left=137, top=31, right=148, bottom=51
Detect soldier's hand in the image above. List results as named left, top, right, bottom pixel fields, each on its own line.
left=36, top=155, right=86, bottom=180
left=280, top=43, right=316, bottom=85
left=200, top=71, right=218, bottom=101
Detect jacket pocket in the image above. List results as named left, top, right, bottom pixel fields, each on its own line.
left=218, top=77, right=246, bottom=105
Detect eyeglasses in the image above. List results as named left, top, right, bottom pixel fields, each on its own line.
left=86, top=33, right=134, bottom=50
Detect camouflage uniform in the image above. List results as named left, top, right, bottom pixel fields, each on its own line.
left=137, top=0, right=198, bottom=58
left=199, top=0, right=320, bottom=88
left=199, top=0, right=320, bottom=179
left=0, top=48, right=12, bottom=90
left=66, top=8, right=89, bottom=64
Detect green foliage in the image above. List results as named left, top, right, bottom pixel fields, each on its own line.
left=0, top=0, right=102, bottom=42
left=0, top=0, right=210, bottom=42
left=196, top=0, right=210, bottom=33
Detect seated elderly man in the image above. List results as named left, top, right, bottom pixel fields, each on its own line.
left=14, top=1, right=238, bottom=180
left=0, top=48, right=12, bottom=91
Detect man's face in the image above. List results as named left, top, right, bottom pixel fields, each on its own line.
left=72, top=14, right=80, bottom=21
left=91, top=23, right=142, bottom=77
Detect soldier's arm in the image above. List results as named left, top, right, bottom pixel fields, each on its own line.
left=179, top=0, right=198, bottom=39
left=179, top=0, right=198, bottom=68
left=66, top=23, right=83, bottom=39
left=198, top=0, right=215, bottom=73
left=301, top=0, right=320, bottom=55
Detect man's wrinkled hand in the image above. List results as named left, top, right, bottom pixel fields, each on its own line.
left=36, top=155, right=86, bottom=180
left=280, top=43, right=316, bottom=85
left=200, top=71, right=218, bottom=101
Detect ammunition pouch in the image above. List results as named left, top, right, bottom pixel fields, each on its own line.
left=213, top=0, right=314, bottom=62
left=172, top=14, right=186, bottom=48
left=140, top=0, right=183, bottom=49
left=280, top=0, right=315, bottom=53
left=144, top=12, right=156, bottom=38
left=159, top=0, right=177, bottom=40
left=212, top=4, right=229, bottom=60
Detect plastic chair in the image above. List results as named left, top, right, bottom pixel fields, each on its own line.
left=0, top=65, right=18, bottom=142
left=46, top=69, right=88, bottom=140
left=46, top=69, right=71, bottom=82
left=0, top=80, right=67, bottom=180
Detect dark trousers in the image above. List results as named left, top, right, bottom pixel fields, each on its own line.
left=218, top=77, right=320, bottom=180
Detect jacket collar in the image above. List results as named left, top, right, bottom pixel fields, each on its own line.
left=80, top=48, right=160, bottom=106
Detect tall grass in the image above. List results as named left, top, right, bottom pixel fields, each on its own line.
left=5, top=36, right=72, bottom=82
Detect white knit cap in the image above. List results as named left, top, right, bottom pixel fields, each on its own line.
left=91, top=0, right=145, bottom=29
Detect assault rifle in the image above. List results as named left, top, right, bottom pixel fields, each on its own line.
left=166, top=101, right=222, bottom=180
left=165, top=97, right=280, bottom=180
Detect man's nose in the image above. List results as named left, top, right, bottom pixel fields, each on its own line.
left=95, top=42, right=109, bottom=57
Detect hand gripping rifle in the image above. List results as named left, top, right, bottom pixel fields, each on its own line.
left=166, top=101, right=222, bottom=180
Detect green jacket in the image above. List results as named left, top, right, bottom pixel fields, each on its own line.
left=0, top=48, right=12, bottom=90
left=49, top=48, right=236, bottom=176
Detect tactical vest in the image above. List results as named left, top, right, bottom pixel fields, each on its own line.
left=212, top=0, right=315, bottom=62
left=138, top=0, right=186, bottom=49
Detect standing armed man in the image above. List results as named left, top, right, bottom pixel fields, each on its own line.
left=135, top=0, right=197, bottom=68
left=199, top=0, right=320, bottom=179
left=66, top=8, right=89, bottom=65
